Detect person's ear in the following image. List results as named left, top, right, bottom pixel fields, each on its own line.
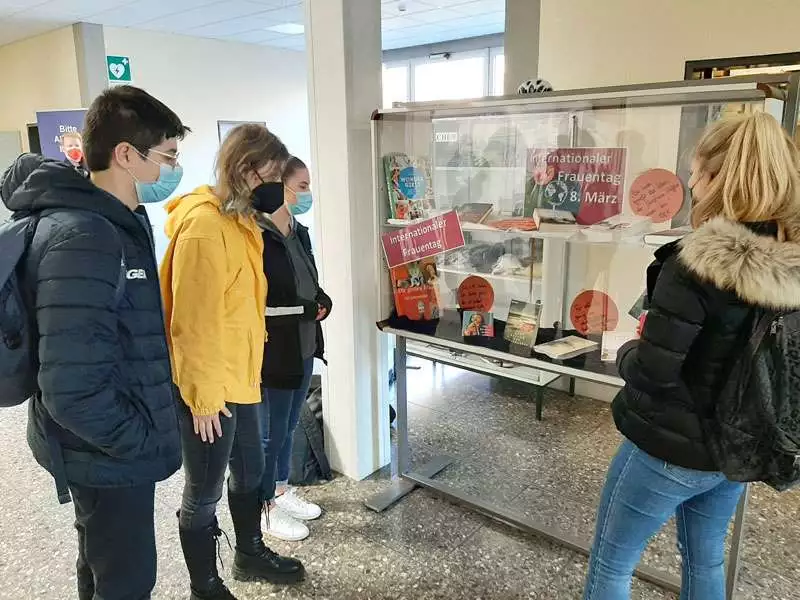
left=113, top=142, right=139, bottom=169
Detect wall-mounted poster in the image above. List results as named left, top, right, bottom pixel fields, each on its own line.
left=217, top=120, right=266, bottom=144
left=36, top=109, right=88, bottom=170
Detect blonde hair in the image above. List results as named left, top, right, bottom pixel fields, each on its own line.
left=691, top=111, right=800, bottom=240
left=214, top=124, right=289, bottom=216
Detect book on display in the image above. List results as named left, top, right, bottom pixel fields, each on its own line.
left=534, top=336, right=598, bottom=360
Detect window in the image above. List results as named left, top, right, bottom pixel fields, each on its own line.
left=413, top=53, right=487, bottom=102
left=491, top=49, right=505, bottom=96
left=382, top=63, right=409, bottom=108
left=381, top=45, right=505, bottom=105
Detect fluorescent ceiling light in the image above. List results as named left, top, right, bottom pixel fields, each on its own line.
left=266, top=22, right=304, bottom=35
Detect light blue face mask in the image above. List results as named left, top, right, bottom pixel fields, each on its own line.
left=131, top=150, right=183, bottom=204
left=289, top=191, right=313, bottom=216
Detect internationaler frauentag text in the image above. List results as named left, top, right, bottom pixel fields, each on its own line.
left=388, top=217, right=447, bottom=259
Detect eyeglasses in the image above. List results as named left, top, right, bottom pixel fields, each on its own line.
left=141, top=147, right=180, bottom=167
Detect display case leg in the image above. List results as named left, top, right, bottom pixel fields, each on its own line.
left=726, top=484, right=749, bottom=599
left=569, top=377, right=576, bottom=397
left=535, top=387, right=544, bottom=421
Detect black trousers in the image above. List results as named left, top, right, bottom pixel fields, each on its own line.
left=178, top=401, right=264, bottom=531
left=70, top=482, right=157, bottom=600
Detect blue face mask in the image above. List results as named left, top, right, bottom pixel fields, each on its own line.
left=289, top=191, right=313, bottom=216
left=130, top=149, right=183, bottom=204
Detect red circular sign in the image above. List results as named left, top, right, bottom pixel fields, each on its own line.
left=458, top=276, right=494, bottom=312
left=570, top=290, right=619, bottom=335
left=629, top=168, right=684, bottom=223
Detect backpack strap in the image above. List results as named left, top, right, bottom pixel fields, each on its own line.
left=745, top=311, right=780, bottom=363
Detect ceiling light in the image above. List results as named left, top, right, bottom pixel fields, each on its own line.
left=266, top=22, right=304, bottom=35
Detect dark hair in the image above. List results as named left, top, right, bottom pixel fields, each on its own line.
left=282, top=156, right=307, bottom=181
left=83, top=85, right=190, bottom=171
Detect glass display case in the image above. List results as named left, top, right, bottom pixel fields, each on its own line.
left=367, top=74, right=800, bottom=598
left=373, top=75, right=799, bottom=386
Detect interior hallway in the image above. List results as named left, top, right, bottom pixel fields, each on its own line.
left=0, top=361, right=797, bottom=599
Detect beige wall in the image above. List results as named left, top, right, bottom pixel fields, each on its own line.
left=104, top=27, right=310, bottom=261
left=0, top=27, right=82, bottom=149
left=540, top=0, right=800, bottom=89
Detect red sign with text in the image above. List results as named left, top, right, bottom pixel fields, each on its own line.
left=526, top=147, right=627, bottom=225
left=382, top=211, right=465, bottom=268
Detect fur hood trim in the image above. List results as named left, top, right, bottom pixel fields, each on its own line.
left=679, top=217, right=800, bottom=310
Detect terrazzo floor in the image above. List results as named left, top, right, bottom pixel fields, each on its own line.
left=0, top=360, right=798, bottom=599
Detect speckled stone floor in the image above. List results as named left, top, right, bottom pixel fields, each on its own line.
left=0, top=361, right=798, bottom=599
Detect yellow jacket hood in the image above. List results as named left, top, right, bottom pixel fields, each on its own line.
left=164, top=185, right=221, bottom=238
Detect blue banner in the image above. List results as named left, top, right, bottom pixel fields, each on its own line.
left=36, top=109, right=88, bottom=165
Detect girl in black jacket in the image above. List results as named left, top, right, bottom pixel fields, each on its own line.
left=584, top=112, right=800, bottom=600
left=256, top=157, right=332, bottom=542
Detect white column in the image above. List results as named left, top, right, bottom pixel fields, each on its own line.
left=504, top=0, right=541, bottom=94
left=304, top=0, right=390, bottom=480
left=72, top=22, right=108, bottom=106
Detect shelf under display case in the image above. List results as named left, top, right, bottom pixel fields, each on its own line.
left=368, top=74, right=800, bottom=599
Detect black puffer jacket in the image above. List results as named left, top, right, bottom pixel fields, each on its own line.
left=613, top=218, right=800, bottom=471
left=1, top=154, right=181, bottom=495
left=260, top=218, right=331, bottom=390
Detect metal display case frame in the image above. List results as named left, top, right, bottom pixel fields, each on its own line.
left=366, top=74, right=800, bottom=598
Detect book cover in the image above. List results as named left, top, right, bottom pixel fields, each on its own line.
left=389, top=257, right=440, bottom=321
left=383, top=153, right=436, bottom=221
left=504, top=300, right=542, bottom=347
left=601, top=331, right=635, bottom=362
left=534, top=336, right=598, bottom=360
left=462, top=311, right=494, bottom=337
left=533, top=208, right=578, bottom=232
left=456, top=203, right=494, bottom=224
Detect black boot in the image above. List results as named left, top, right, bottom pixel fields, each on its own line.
left=227, top=489, right=306, bottom=584
left=178, top=514, right=238, bottom=600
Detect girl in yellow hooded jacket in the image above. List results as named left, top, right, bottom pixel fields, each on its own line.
left=160, top=124, right=304, bottom=600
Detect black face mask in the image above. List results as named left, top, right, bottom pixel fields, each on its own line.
left=252, top=181, right=284, bottom=214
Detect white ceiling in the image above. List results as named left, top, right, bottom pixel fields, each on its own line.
left=0, top=0, right=505, bottom=52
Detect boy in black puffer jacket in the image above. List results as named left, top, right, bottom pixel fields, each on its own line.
left=1, top=86, right=189, bottom=600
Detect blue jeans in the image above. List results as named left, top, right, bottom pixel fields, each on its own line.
left=584, top=439, right=744, bottom=600
left=260, top=357, right=315, bottom=502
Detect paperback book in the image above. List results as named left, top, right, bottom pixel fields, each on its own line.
left=534, top=336, right=598, bottom=360
left=456, top=202, right=494, bottom=224
left=383, top=153, right=436, bottom=221
left=462, top=311, right=495, bottom=337
left=532, top=208, right=578, bottom=233
left=504, top=300, right=542, bottom=347
left=389, top=257, right=440, bottom=321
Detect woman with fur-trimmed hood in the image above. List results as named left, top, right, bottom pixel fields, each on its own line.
left=584, top=112, right=800, bottom=600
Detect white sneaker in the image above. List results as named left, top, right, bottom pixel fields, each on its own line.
left=274, top=488, right=323, bottom=521
left=262, top=504, right=309, bottom=542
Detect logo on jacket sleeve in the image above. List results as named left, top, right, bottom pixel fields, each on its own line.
left=126, top=268, right=147, bottom=280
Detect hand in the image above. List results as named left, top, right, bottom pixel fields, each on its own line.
left=316, top=304, right=328, bottom=321
left=192, top=406, right=233, bottom=444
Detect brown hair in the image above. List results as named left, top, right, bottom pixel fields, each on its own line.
left=691, top=112, right=800, bottom=240
left=282, top=156, right=307, bottom=182
left=214, top=124, right=289, bottom=216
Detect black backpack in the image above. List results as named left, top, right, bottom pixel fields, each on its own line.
left=705, top=310, right=800, bottom=491
left=288, top=380, right=332, bottom=486
left=0, top=212, right=125, bottom=407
